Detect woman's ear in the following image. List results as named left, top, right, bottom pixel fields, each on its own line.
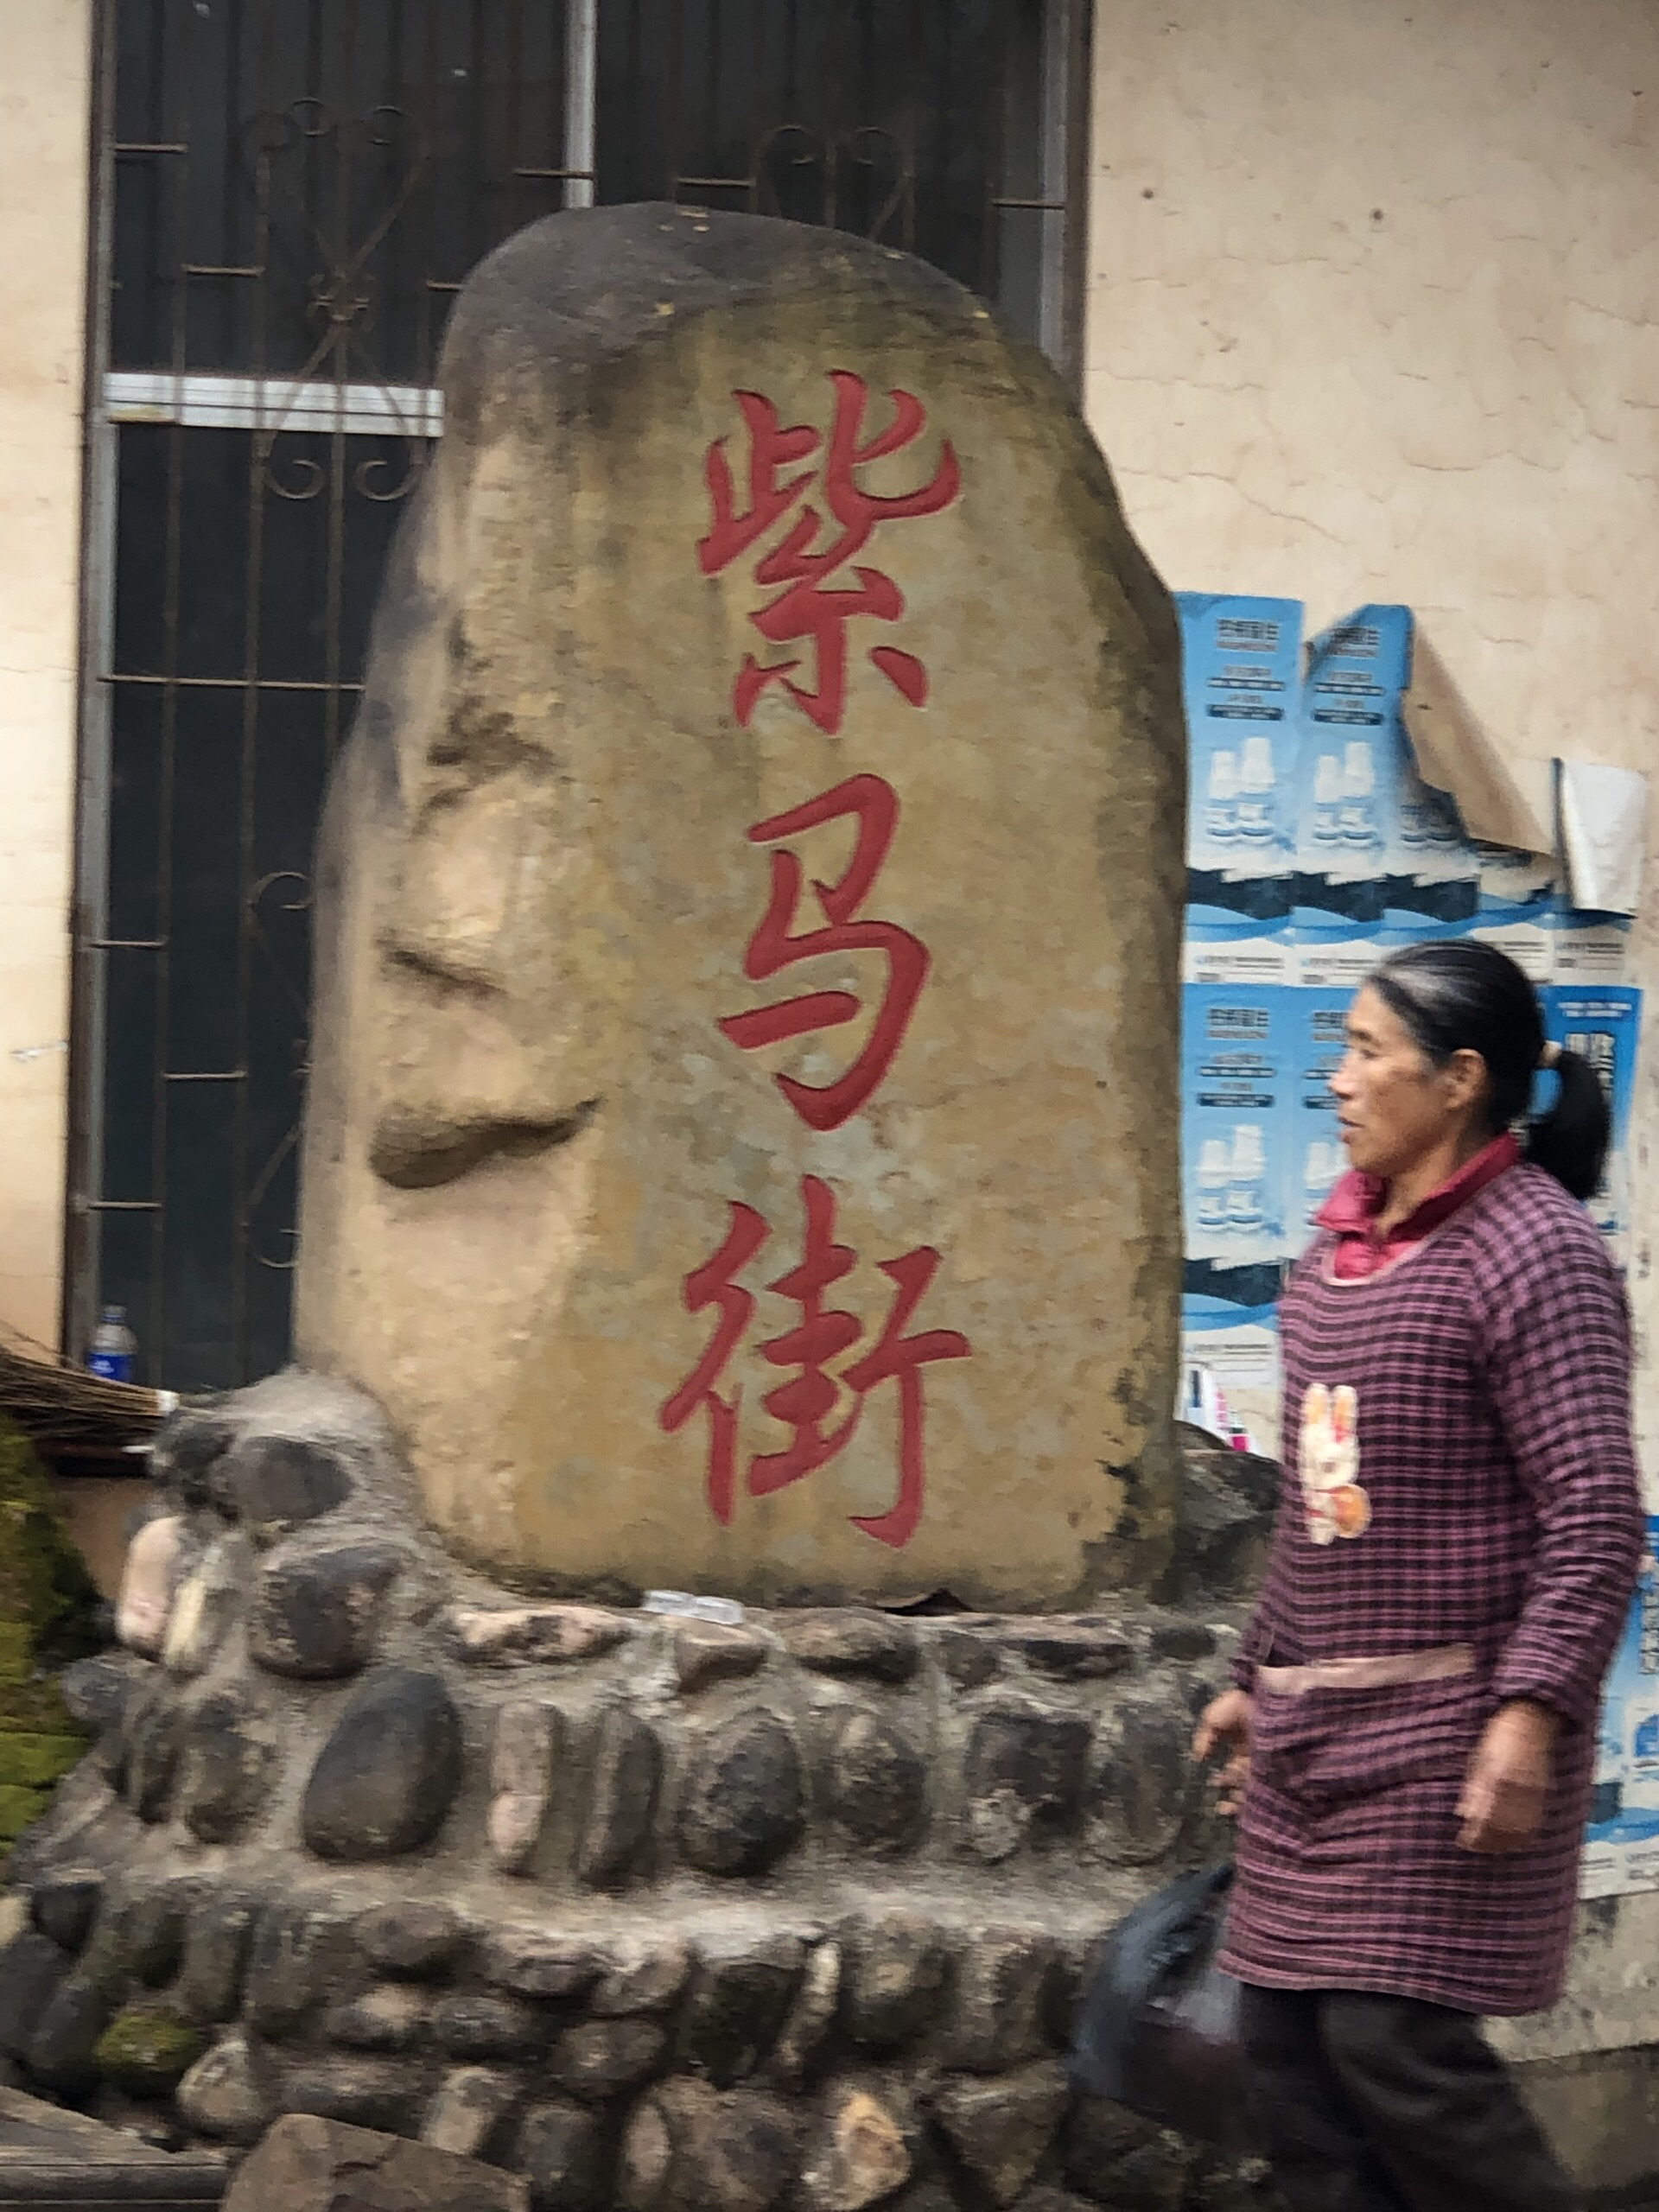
left=1444, top=1046, right=1489, bottom=1116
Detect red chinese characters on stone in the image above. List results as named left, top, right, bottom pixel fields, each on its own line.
left=658, top=1177, right=971, bottom=1549
left=718, top=773, right=927, bottom=1133
left=697, top=372, right=961, bottom=736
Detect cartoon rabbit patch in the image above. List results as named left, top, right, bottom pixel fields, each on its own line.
left=1300, top=1382, right=1371, bottom=1545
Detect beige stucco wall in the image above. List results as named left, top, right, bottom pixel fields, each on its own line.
left=0, top=1, right=93, bottom=1352
left=1084, top=0, right=1659, bottom=1463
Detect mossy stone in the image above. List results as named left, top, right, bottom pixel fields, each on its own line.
left=0, top=1415, right=105, bottom=1668
left=93, top=2004, right=206, bottom=2095
left=0, top=1783, right=48, bottom=1841
left=0, top=1732, right=91, bottom=1789
left=0, top=1415, right=102, bottom=1858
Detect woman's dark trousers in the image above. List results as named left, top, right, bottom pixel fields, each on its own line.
left=1239, top=1985, right=1583, bottom=2212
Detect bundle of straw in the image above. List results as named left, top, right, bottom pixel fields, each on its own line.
left=0, top=1324, right=178, bottom=1450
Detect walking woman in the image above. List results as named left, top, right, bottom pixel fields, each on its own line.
left=1196, top=940, right=1643, bottom=2212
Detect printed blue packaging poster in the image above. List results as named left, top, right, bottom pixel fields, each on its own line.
left=1293, top=606, right=1409, bottom=881
left=1541, top=984, right=1642, bottom=1243
left=1180, top=1289, right=1281, bottom=1395
left=1182, top=982, right=1294, bottom=1267
left=1583, top=1520, right=1659, bottom=1898
left=1286, top=989, right=1352, bottom=1258
left=1178, top=594, right=1303, bottom=880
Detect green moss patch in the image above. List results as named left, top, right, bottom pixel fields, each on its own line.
left=0, top=1414, right=105, bottom=1858
left=94, top=2005, right=207, bottom=2095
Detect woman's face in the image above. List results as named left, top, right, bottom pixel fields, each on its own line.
left=1330, top=983, right=1484, bottom=1180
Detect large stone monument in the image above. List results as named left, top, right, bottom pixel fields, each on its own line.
left=0, top=213, right=1265, bottom=2209
left=296, top=203, right=1185, bottom=1610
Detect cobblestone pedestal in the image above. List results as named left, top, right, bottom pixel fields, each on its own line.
left=0, top=1376, right=1278, bottom=2212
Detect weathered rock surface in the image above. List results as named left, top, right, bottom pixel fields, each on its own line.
left=293, top=203, right=1184, bottom=1611
left=245, top=1904, right=349, bottom=2039
left=249, top=1541, right=404, bottom=1680
left=176, top=2031, right=276, bottom=2143
left=355, top=1901, right=465, bottom=1980
left=823, top=1709, right=929, bottom=1851
left=177, top=1689, right=275, bottom=1843
left=577, top=1706, right=662, bottom=1887
left=679, top=1713, right=805, bottom=1876
left=933, top=2062, right=1071, bottom=2206
left=673, top=1622, right=769, bottom=1694
left=621, top=2080, right=801, bottom=2212
left=218, top=1435, right=354, bottom=1533
left=489, top=1700, right=562, bottom=1873
left=518, top=2096, right=611, bottom=2212
left=422, top=2064, right=519, bottom=2159
left=29, top=1871, right=102, bottom=1954
left=115, top=1516, right=189, bottom=1657
left=801, top=2082, right=913, bottom=2212
left=678, top=1942, right=804, bottom=2088
left=223, top=2113, right=530, bottom=2212
left=447, top=1606, right=632, bottom=1666
left=176, top=1898, right=258, bottom=2024
left=779, top=1612, right=919, bottom=1684
left=301, top=1667, right=462, bottom=1859
left=845, top=1913, right=953, bottom=2052
left=481, top=1929, right=603, bottom=2000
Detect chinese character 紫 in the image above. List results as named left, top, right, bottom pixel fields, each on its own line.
left=698, top=372, right=960, bottom=735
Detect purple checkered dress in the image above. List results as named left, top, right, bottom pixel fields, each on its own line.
left=1220, top=1160, right=1643, bottom=2016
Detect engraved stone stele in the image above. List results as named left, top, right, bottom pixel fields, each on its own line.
left=296, top=202, right=1185, bottom=1609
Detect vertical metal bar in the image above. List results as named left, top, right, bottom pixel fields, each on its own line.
left=65, top=0, right=122, bottom=1369
left=150, top=0, right=194, bottom=1381
left=1059, top=0, right=1092, bottom=393
left=665, top=0, right=683, bottom=196
left=232, top=2, right=277, bottom=1386
left=563, top=0, right=598, bottom=209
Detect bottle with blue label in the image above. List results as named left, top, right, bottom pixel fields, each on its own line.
left=1195, top=1138, right=1232, bottom=1237
left=1204, top=748, right=1239, bottom=850
left=1625, top=1682, right=1659, bottom=1815
left=1234, top=735, right=1277, bottom=849
left=1225, top=1124, right=1268, bottom=1236
left=88, top=1305, right=138, bottom=1384
left=1310, top=754, right=1344, bottom=849
left=1338, top=741, right=1379, bottom=851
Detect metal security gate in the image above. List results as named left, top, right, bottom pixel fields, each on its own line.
left=73, top=0, right=1092, bottom=1391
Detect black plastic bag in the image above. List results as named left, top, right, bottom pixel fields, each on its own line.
left=1068, top=1863, right=1260, bottom=2155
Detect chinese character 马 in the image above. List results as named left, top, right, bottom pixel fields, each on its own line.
left=718, top=772, right=927, bottom=1131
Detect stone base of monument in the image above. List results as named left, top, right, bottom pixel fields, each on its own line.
left=0, top=1376, right=1278, bottom=2212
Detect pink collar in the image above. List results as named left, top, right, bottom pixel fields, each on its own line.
left=1317, top=1132, right=1521, bottom=1280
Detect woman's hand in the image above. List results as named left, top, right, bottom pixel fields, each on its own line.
left=1192, top=1688, right=1254, bottom=1816
left=1456, top=1700, right=1559, bottom=1853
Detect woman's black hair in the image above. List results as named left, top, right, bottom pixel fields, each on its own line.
left=1366, top=939, right=1610, bottom=1203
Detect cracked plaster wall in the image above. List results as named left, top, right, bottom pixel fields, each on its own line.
left=0, top=2, right=92, bottom=1352
left=1082, top=0, right=1659, bottom=2067
left=1084, top=0, right=1659, bottom=1471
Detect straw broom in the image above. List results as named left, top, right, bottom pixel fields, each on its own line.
left=0, top=1323, right=179, bottom=1450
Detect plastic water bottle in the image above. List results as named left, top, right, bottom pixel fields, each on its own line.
left=1235, top=736, right=1277, bottom=848
left=88, top=1305, right=138, bottom=1384
left=1204, top=749, right=1239, bottom=849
